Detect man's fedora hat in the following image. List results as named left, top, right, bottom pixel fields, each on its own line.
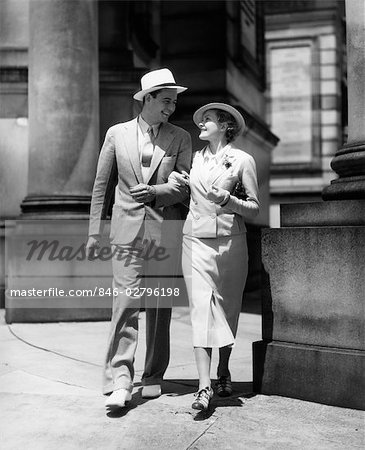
left=193, top=102, right=246, bottom=135
left=133, top=68, right=188, bottom=101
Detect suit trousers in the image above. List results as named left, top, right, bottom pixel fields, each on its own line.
left=103, top=236, right=179, bottom=395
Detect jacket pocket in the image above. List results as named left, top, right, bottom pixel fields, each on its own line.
left=161, top=154, right=177, bottom=161
left=217, top=212, right=241, bottom=235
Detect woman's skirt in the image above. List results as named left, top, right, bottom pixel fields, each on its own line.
left=182, top=233, right=248, bottom=348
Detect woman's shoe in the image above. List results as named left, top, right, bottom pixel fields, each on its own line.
left=215, top=376, right=232, bottom=397
left=192, top=386, right=213, bottom=411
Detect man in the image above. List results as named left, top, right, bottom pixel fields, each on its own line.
left=86, top=68, right=192, bottom=410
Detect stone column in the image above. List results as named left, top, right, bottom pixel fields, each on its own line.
left=5, top=1, right=100, bottom=322
left=22, top=0, right=99, bottom=216
left=322, top=0, right=365, bottom=200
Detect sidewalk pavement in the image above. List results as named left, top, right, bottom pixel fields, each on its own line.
left=0, top=308, right=363, bottom=450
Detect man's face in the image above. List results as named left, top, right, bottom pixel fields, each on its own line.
left=144, top=89, right=177, bottom=125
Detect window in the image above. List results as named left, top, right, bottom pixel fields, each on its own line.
left=267, top=39, right=320, bottom=170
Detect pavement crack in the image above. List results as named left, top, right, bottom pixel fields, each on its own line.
left=7, top=325, right=102, bottom=367
left=22, top=370, right=96, bottom=392
left=185, top=416, right=219, bottom=449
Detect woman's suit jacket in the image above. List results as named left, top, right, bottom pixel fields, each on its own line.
left=183, top=145, right=259, bottom=238
left=89, top=117, right=192, bottom=245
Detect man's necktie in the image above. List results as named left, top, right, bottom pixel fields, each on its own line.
left=142, top=127, right=155, bottom=168
left=148, top=126, right=156, bottom=145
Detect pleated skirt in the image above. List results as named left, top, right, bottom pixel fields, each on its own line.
left=182, top=233, right=248, bottom=348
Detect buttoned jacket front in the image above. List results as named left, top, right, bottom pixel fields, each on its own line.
left=183, top=145, right=259, bottom=238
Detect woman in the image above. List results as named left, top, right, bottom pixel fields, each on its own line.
left=170, top=103, right=259, bottom=411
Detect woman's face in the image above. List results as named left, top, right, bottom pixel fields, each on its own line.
left=198, top=109, right=225, bottom=142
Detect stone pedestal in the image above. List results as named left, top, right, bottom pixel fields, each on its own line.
left=22, top=0, right=99, bottom=216
left=253, top=201, right=365, bottom=410
left=253, top=341, right=364, bottom=410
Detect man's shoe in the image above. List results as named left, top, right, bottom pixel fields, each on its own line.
left=105, top=389, right=132, bottom=410
left=141, top=384, right=162, bottom=399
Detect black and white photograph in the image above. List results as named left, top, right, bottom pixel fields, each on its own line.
left=0, top=0, right=364, bottom=448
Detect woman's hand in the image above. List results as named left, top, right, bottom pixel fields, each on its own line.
left=207, top=185, right=230, bottom=205
left=168, top=170, right=190, bottom=187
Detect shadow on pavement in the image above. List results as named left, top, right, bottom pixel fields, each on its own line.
left=193, top=382, right=256, bottom=421
left=106, top=380, right=256, bottom=419
left=164, top=379, right=256, bottom=398
left=163, top=379, right=198, bottom=396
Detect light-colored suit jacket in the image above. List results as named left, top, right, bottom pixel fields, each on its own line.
left=183, top=145, right=259, bottom=238
left=89, top=118, right=192, bottom=244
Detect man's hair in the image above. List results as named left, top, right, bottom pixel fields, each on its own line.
left=215, top=109, right=240, bottom=143
left=142, top=89, right=163, bottom=105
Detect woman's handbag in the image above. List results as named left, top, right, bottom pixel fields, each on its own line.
left=232, top=182, right=247, bottom=201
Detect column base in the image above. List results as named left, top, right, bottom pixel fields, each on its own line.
left=5, top=307, right=112, bottom=323
left=21, top=195, right=92, bottom=218
left=280, top=199, right=365, bottom=227
left=5, top=219, right=113, bottom=323
left=322, top=176, right=365, bottom=200
left=253, top=341, right=365, bottom=410
left=322, top=141, right=365, bottom=200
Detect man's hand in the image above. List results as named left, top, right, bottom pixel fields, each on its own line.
left=86, top=235, right=100, bottom=259
left=130, top=184, right=156, bottom=203
left=207, top=185, right=230, bottom=205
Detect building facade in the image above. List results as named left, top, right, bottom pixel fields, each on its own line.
left=264, top=0, right=346, bottom=226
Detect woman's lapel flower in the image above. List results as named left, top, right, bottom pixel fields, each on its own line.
left=222, top=154, right=235, bottom=169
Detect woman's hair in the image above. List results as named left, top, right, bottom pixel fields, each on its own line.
left=215, top=109, right=240, bottom=143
